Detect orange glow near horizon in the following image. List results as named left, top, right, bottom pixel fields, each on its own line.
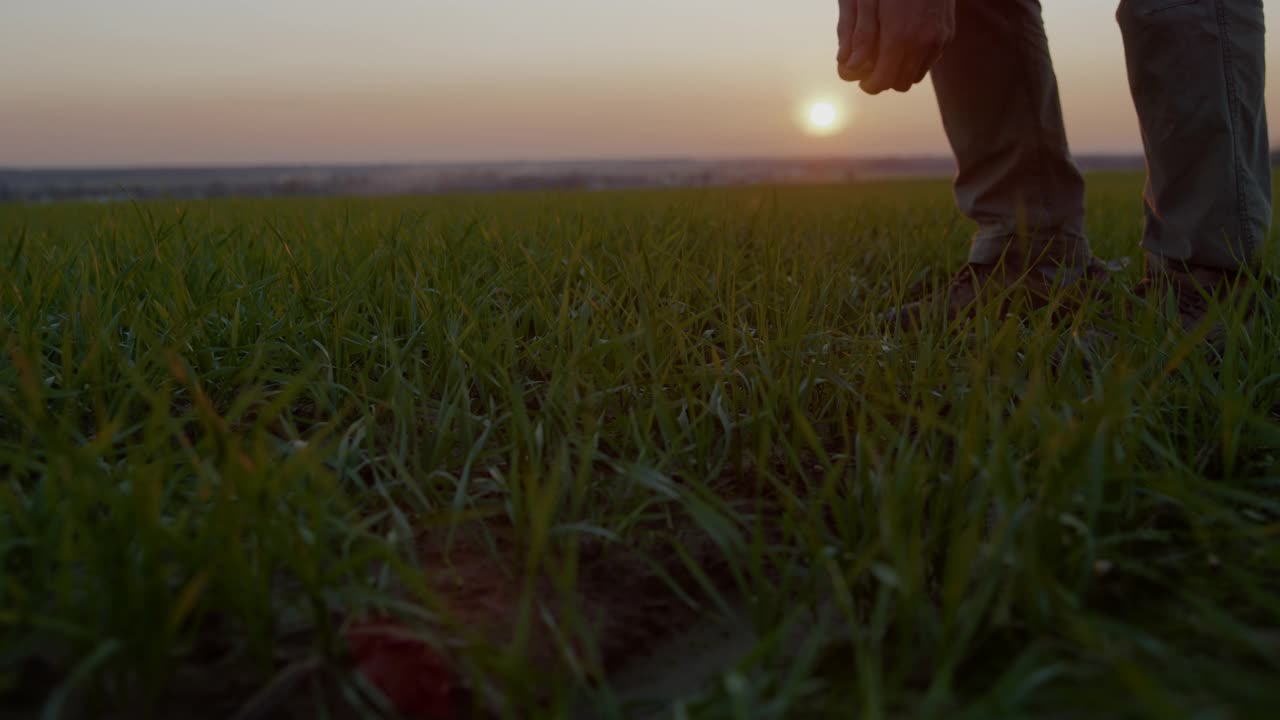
left=0, top=1, right=1276, bottom=166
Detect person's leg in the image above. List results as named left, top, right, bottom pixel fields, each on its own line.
left=1117, top=0, right=1271, bottom=272
left=930, top=0, right=1094, bottom=273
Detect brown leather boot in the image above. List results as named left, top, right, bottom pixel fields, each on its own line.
left=884, top=256, right=1117, bottom=330
left=1134, top=255, right=1264, bottom=348
left=1056, top=257, right=1268, bottom=370
left=1137, top=257, right=1248, bottom=322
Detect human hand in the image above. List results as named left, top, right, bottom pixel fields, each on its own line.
left=836, top=0, right=956, bottom=94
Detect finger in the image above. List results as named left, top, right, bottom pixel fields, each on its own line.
left=842, top=0, right=878, bottom=79
left=836, top=0, right=857, bottom=63
left=910, top=43, right=945, bottom=85
left=924, top=44, right=947, bottom=79
left=898, top=46, right=935, bottom=91
left=893, top=59, right=918, bottom=93
left=842, top=55, right=875, bottom=83
left=860, top=45, right=903, bottom=95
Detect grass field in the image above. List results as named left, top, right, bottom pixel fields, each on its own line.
left=2, top=173, right=1280, bottom=719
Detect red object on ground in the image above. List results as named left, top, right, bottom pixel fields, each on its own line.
left=347, top=619, right=458, bottom=720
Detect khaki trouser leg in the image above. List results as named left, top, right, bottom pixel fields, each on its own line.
left=930, top=0, right=1094, bottom=272
left=1118, top=0, right=1271, bottom=271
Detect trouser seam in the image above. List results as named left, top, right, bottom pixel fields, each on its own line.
left=1215, top=0, right=1255, bottom=258
left=1013, top=27, right=1053, bottom=246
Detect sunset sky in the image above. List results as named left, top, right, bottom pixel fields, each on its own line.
left=2, top=0, right=1277, bottom=167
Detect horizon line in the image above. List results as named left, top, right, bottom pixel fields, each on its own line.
left=0, top=151, right=1162, bottom=174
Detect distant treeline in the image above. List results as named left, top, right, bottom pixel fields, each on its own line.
left=0, top=155, right=1153, bottom=204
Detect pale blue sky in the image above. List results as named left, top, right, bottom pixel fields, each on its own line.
left=1, top=1, right=1276, bottom=166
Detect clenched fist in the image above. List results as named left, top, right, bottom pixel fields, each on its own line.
left=837, top=0, right=956, bottom=94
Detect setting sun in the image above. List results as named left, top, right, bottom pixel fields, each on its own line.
left=810, top=102, right=837, bottom=128
left=802, top=99, right=846, bottom=136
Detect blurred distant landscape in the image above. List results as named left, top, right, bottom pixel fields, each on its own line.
left=0, top=155, right=1157, bottom=204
